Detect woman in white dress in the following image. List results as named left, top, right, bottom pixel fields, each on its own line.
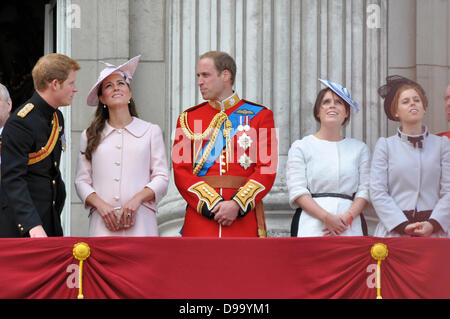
left=286, top=79, right=370, bottom=237
left=370, top=75, right=450, bottom=237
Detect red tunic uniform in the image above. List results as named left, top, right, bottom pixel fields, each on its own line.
left=172, top=93, right=278, bottom=237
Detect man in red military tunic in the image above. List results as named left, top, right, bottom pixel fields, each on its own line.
left=172, top=51, right=278, bottom=237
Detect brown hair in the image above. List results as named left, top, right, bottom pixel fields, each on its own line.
left=32, top=53, right=80, bottom=91
left=313, top=88, right=351, bottom=126
left=83, top=84, right=139, bottom=161
left=389, top=84, right=427, bottom=121
left=199, top=51, right=237, bottom=85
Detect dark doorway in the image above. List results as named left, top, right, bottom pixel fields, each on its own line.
left=0, top=0, right=53, bottom=112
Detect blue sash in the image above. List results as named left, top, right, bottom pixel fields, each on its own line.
left=196, top=102, right=264, bottom=176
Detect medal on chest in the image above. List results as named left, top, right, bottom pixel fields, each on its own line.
left=237, top=115, right=251, bottom=133
left=61, top=133, right=67, bottom=152
left=237, top=116, right=254, bottom=170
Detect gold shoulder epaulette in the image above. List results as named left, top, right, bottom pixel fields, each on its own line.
left=17, top=103, right=35, bottom=118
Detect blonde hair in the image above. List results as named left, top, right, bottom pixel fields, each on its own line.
left=32, top=53, right=80, bottom=91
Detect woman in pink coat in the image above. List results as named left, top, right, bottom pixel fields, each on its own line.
left=75, top=55, right=169, bottom=236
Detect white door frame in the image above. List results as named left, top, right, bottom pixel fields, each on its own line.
left=44, top=0, right=72, bottom=236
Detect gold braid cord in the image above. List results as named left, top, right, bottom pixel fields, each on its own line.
left=180, top=111, right=232, bottom=175
left=28, top=112, right=60, bottom=165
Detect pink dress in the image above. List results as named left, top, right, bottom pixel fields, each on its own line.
left=75, top=117, right=169, bottom=236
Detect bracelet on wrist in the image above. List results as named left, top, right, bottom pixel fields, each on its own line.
left=346, top=211, right=354, bottom=227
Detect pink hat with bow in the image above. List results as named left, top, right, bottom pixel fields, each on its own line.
left=86, top=55, right=141, bottom=106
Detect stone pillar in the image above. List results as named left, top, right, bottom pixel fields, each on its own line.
left=416, top=0, right=450, bottom=134
left=388, top=0, right=450, bottom=135
left=70, top=0, right=131, bottom=236
left=387, top=0, right=417, bottom=136
left=129, top=0, right=168, bottom=133
left=157, top=0, right=388, bottom=237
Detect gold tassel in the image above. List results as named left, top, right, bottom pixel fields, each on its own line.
left=370, top=243, right=388, bottom=299
left=73, top=242, right=91, bottom=299
left=224, top=118, right=232, bottom=171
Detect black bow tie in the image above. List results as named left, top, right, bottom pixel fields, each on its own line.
left=397, top=132, right=425, bottom=149
left=407, top=135, right=424, bottom=149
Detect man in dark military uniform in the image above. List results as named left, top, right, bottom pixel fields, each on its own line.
left=0, top=53, right=80, bottom=237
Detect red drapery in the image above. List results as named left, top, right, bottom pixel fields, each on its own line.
left=0, top=236, right=449, bottom=299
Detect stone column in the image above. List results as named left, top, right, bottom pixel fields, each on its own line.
left=388, top=0, right=450, bottom=135
left=416, top=0, right=450, bottom=134
left=70, top=0, right=131, bottom=236
left=129, top=0, right=168, bottom=133
left=387, top=0, right=417, bottom=136
left=157, top=0, right=388, bottom=237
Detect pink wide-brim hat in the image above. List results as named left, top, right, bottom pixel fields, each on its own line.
left=86, top=55, right=141, bottom=106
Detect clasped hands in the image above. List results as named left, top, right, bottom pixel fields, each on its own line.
left=404, top=221, right=434, bottom=237
left=211, top=200, right=240, bottom=227
left=97, top=198, right=141, bottom=232
left=322, top=211, right=353, bottom=236
left=321, top=212, right=435, bottom=237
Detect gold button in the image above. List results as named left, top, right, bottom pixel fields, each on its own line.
left=54, top=161, right=58, bottom=167
left=18, top=224, right=22, bottom=227
left=52, top=201, right=56, bottom=206
left=52, top=180, right=56, bottom=185
left=20, top=228, right=24, bottom=232
left=221, top=169, right=226, bottom=173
